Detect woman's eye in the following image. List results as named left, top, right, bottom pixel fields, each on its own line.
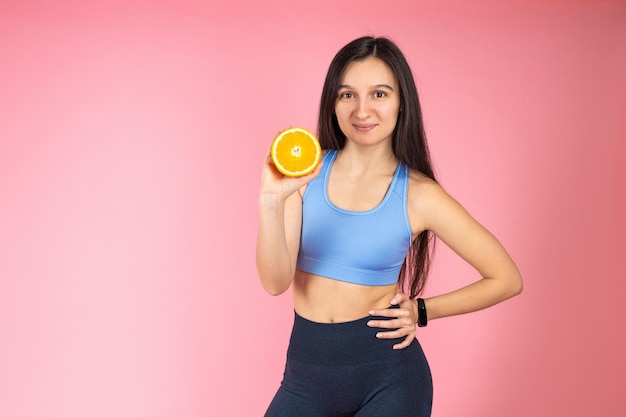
left=340, top=92, right=354, bottom=99
left=373, top=91, right=386, bottom=98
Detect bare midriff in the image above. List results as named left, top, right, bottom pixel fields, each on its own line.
left=292, top=269, right=399, bottom=323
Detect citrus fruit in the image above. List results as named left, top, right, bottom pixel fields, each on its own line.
left=271, top=127, right=321, bottom=177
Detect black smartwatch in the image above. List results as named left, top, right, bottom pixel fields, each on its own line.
left=416, top=298, right=428, bottom=327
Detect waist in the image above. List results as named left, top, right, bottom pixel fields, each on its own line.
left=287, top=306, right=402, bottom=365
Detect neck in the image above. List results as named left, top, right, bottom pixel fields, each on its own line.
left=335, top=143, right=397, bottom=175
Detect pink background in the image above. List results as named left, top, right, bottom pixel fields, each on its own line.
left=1, top=0, right=625, bottom=416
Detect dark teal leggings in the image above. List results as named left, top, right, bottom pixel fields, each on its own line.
left=265, top=308, right=433, bottom=416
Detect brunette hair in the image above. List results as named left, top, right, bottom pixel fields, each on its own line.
left=317, top=36, right=436, bottom=298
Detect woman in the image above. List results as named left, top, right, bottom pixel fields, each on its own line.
left=257, top=36, right=523, bottom=417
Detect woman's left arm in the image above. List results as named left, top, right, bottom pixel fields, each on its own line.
left=413, top=180, right=523, bottom=320
left=369, top=180, right=523, bottom=348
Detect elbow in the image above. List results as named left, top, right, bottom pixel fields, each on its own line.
left=259, top=274, right=291, bottom=296
left=515, top=275, right=524, bottom=296
left=256, top=261, right=292, bottom=296
left=263, top=283, right=290, bottom=296
left=489, top=271, right=523, bottom=302
left=507, top=272, right=524, bottom=299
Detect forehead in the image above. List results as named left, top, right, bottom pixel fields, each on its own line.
left=340, top=57, right=397, bottom=87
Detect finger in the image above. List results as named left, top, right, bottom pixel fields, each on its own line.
left=288, top=164, right=323, bottom=190
left=393, top=335, right=416, bottom=350
left=390, top=292, right=410, bottom=305
left=367, top=319, right=396, bottom=329
left=367, top=317, right=414, bottom=330
left=368, top=307, right=410, bottom=319
left=368, top=310, right=395, bottom=319
left=375, top=327, right=414, bottom=340
left=369, top=306, right=408, bottom=317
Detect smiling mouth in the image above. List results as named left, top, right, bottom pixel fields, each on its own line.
left=353, top=124, right=376, bottom=131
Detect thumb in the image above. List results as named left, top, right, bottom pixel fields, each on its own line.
left=390, top=292, right=410, bottom=305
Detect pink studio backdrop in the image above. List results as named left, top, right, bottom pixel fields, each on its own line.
left=1, top=1, right=625, bottom=416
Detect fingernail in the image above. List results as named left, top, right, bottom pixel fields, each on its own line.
left=368, top=310, right=374, bottom=315
left=367, top=321, right=373, bottom=327
left=390, top=298, right=397, bottom=304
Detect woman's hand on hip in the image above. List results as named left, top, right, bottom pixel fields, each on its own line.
left=367, top=292, right=417, bottom=350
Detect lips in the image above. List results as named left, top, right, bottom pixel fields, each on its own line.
left=353, top=123, right=376, bottom=132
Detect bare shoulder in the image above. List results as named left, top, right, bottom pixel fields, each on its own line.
left=407, top=171, right=450, bottom=207
left=407, top=170, right=461, bottom=234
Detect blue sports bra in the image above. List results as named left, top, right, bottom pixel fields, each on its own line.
left=296, top=150, right=413, bottom=286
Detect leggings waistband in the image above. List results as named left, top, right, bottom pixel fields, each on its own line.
left=287, top=307, right=403, bottom=366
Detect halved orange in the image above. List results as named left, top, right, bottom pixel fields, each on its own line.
left=271, top=127, right=321, bottom=177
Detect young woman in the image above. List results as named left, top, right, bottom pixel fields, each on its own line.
left=257, top=36, right=523, bottom=417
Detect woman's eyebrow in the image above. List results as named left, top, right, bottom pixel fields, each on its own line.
left=373, top=84, right=395, bottom=91
left=338, top=84, right=395, bottom=91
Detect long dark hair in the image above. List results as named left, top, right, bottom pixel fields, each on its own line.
left=317, top=36, right=437, bottom=298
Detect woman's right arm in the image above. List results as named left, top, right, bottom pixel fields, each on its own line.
left=256, top=154, right=321, bottom=295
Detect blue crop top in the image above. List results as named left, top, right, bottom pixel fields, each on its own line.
left=296, top=150, right=413, bottom=286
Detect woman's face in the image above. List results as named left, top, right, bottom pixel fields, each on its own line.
left=335, top=57, right=400, bottom=148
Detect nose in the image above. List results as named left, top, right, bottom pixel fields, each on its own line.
left=356, top=98, right=370, bottom=119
